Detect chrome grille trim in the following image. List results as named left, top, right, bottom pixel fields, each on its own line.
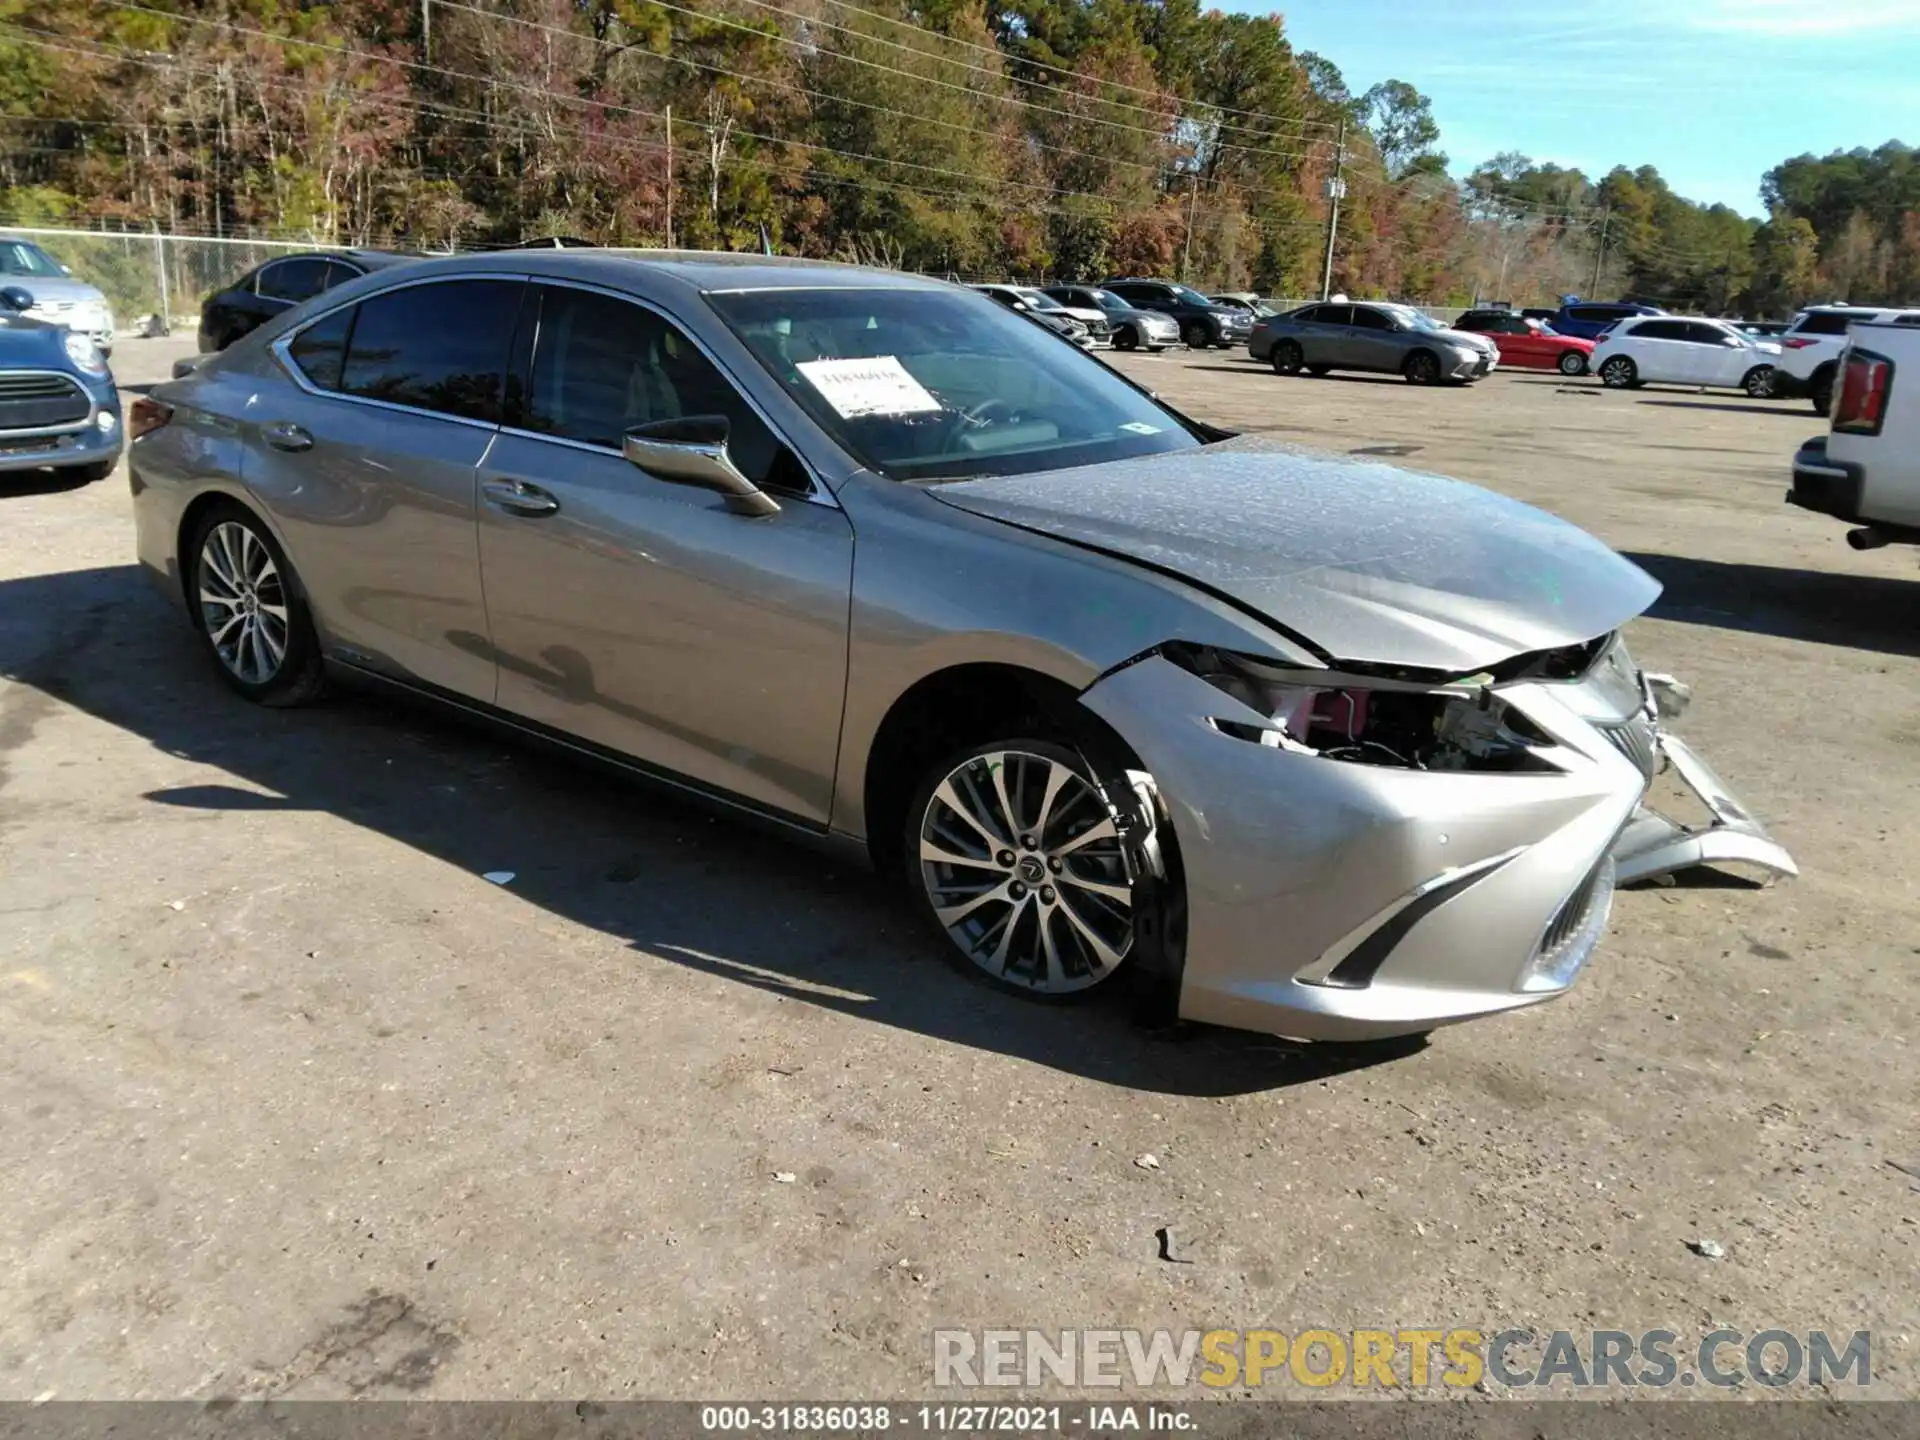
left=1596, top=714, right=1660, bottom=781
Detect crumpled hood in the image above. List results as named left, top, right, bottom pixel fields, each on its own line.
left=930, top=435, right=1661, bottom=673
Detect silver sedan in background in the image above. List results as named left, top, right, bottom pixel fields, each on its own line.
left=1251, top=300, right=1498, bottom=384
left=127, top=253, right=1791, bottom=1044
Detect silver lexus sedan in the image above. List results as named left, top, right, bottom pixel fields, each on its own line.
left=127, top=252, right=1794, bottom=1042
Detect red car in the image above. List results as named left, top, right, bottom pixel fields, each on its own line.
left=1452, top=309, right=1594, bottom=375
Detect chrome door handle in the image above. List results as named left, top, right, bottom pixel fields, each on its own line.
left=262, top=421, right=312, bottom=452
left=482, top=479, right=560, bottom=517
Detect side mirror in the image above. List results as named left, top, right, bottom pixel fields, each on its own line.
left=0, top=286, right=34, bottom=313
left=623, top=415, right=780, bottom=518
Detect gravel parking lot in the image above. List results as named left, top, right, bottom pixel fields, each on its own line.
left=3, top=336, right=1916, bottom=1400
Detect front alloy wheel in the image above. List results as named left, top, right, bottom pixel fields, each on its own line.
left=1743, top=365, right=1774, bottom=398
left=1557, top=350, right=1587, bottom=376
left=911, top=741, right=1135, bottom=996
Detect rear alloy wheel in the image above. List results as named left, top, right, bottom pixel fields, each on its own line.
left=1403, top=349, right=1442, bottom=385
left=1742, top=365, right=1775, bottom=398
left=908, top=740, right=1137, bottom=998
left=1557, top=350, right=1588, bottom=377
left=1270, top=339, right=1304, bottom=376
left=1598, top=356, right=1638, bottom=388
left=189, top=506, right=327, bottom=706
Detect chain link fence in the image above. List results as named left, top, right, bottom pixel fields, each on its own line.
left=0, top=225, right=1473, bottom=335
left=0, top=227, right=351, bottom=334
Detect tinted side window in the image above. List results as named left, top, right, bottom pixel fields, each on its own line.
left=1795, top=312, right=1852, bottom=336
left=1348, top=306, right=1392, bottom=330
left=521, top=285, right=801, bottom=492
left=1633, top=320, right=1685, bottom=341
left=339, top=279, right=521, bottom=422
left=1567, top=307, right=1605, bottom=323
left=322, top=260, right=365, bottom=291
left=1683, top=322, right=1734, bottom=345
left=288, top=306, right=353, bottom=390
left=1318, top=305, right=1354, bottom=326
left=257, top=258, right=334, bottom=303
left=1894, top=313, right=1920, bottom=326
left=1453, top=313, right=1491, bottom=331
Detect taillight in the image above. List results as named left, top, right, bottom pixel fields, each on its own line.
left=1834, top=349, right=1892, bottom=435
left=1780, top=336, right=1817, bottom=349
left=129, top=395, right=172, bottom=440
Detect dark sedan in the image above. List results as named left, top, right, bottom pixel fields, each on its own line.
left=198, top=249, right=415, bottom=353
left=0, top=283, right=122, bottom=482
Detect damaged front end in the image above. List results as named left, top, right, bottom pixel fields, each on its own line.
left=1078, top=631, right=1795, bottom=1042
left=1153, top=635, right=1797, bottom=888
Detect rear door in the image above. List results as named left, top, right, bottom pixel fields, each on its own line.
left=1297, top=304, right=1350, bottom=364
left=1624, top=319, right=1688, bottom=382
left=249, top=275, right=523, bottom=700
left=475, top=281, right=854, bottom=825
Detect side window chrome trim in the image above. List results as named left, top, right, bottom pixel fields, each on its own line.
left=508, top=274, right=835, bottom=507
left=269, top=270, right=530, bottom=432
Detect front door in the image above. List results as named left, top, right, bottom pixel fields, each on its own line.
left=475, top=283, right=855, bottom=826
left=245, top=276, right=524, bottom=701
left=1343, top=305, right=1401, bottom=371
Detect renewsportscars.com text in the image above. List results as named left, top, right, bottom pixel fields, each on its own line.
left=932, top=1328, right=1873, bottom=1390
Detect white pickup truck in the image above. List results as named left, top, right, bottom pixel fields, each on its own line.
left=1788, top=318, right=1919, bottom=549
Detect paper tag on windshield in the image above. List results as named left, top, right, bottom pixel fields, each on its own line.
left=1119, top=421, right=1161, bottom=435
left=796, top=356, right=941, bottom=419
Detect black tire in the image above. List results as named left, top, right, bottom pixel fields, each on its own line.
left=185, top=501, right=328, bottom=707
left=903, top=737, right=1143, bottom=1002
left=1810, top=365, right=1835, bottom=417
left=1742, top=365, right=1774, bottom=399
left=1270, top=339, right=1304, bottom=376
left=1112, top=325, right=1139, bottom=352
left=1557, top=350, right=1588, bottom=377
left=1182, top=321, right=1211, bottom=349
left=61, top=458, right=117, bottom=483
left=1403, top=349, right=1442, bottom=385
left=1307, top=364, right=1332, bottom=377
left=1598, top=355, right=1638, bottom=389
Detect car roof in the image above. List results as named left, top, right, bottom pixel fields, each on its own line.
left=329, top=248, right=960, bottom=297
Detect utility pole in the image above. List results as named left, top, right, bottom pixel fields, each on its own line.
left=1319, top=116, right=1347, bottom=301
left=664, top=104, right=674, bottom=249
left=421, top=0, right=430, bottom=62
left=1180, top=170, right=1198, bottom=283
left=1589, top=204, right=1611, bottom=295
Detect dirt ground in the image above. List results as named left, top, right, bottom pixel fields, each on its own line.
left=2, top=337, right=1916, bottom=1401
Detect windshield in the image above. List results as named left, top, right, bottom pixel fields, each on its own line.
left=1013, top=288, right=1067, bottom=312
left=0, top=241, right=65, bottom=278
left=1086, top=289, right=1131, bottom=312
left=710, top=287, right=1201, bottom=482
left=1168, top=284, right=1215, bottom=307
left=1388, top=306, right=1448, bottom=332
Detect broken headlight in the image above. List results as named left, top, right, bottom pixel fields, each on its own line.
left=1166, top=643, right=1562, bottom=773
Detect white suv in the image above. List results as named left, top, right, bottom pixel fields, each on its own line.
left=1591, top=315, right=1780, bottom=396
left=1773, top=304, right=1920, bottom=414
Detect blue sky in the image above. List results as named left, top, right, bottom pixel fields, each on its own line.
left=1271, top=1, right=1920, bottom=215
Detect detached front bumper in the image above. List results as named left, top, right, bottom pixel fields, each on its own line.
left=1081, top=656, right=1793, bottom=1042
